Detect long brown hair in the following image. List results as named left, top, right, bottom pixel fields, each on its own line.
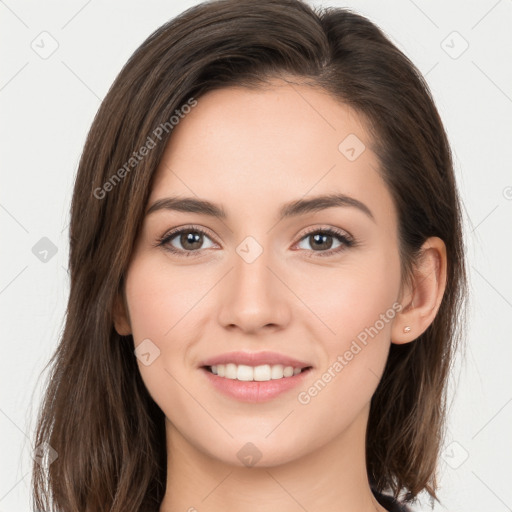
left=31, top=0, right=468, bottom=510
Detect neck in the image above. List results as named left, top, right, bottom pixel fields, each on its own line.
left=159, top=403, right=387, bottom=512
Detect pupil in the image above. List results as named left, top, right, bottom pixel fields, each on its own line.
left=182, top=232, right=202, bottom=250
left=311, top=233, right=332, bottom=250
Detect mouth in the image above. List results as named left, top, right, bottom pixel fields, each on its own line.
left=200, top=363, right=313, bottom=403
left=202, top=364, right=313, bottom=382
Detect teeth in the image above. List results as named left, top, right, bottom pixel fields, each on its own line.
left=210, top=363, right=306, bottom=381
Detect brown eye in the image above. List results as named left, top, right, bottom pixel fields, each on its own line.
left=296, top=228, right=354, bottom=257
left=307, top=232, right=334, bottom=251
left=177, top=231, right=205, bottom=251
left=156, top=226, right=216, bottom=257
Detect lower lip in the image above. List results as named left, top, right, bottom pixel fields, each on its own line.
left=201, top=367, right=312, bottom=403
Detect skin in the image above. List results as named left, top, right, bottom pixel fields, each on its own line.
left=113, top=78, right=447, bottom=512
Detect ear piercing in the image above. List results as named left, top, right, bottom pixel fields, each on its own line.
left=403, top=326, right=411, bottom=333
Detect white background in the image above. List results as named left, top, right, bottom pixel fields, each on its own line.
left=1, top=1, right=511, bottom=511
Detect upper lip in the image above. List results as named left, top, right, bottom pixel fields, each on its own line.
left=199, top=351, right=312, bottom=369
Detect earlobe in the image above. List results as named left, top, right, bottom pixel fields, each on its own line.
left=112, top=291, right=132, bottom=336
left=391, top=236, right=447, bottom=345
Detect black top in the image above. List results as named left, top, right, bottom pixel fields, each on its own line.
left=372, top=488, right=412, bottom=512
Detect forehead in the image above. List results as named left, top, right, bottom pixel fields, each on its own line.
left=149, top=80, right=395, bottom=228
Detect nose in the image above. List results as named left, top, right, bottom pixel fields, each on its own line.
left=217, top=241, right=291, bottom=334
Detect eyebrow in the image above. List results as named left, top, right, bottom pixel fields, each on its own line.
left=145, top=193, right=375, bottom=223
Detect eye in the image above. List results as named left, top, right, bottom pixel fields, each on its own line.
left=295, top=227, right=355, bottom=257
left=154, top=225, right=217, bottom=258
left=154, top=225, right=356, bottom=258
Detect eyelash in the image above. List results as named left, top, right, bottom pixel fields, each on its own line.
left=153, top=224, right=356, bottom=258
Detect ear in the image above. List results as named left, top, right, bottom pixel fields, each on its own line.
left=112, top=288, right=132, bottom=336
left=391, top=236, right=447, bottom=344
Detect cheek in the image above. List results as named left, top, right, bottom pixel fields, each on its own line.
left=296, top=244, right=401, bottom=346
left=123, top=256, right=195, bottom=379
left=294, top=246, right=401, bottom=405
left=124, top=257, right=207, bottom=419
left=124, top=256, right=207, bottom=341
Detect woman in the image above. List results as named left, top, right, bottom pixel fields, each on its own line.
left=32, top=1, right=467, bottom=511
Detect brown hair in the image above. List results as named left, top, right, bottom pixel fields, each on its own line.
left=31, top=0, right=468, bottom=510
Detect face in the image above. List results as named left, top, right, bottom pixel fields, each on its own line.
left=115, top=79, right=404, bottom=467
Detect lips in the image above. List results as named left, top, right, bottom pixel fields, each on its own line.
left=198, top=350, right=313, bottom=369
left=201, top=365, right=312, bottom=402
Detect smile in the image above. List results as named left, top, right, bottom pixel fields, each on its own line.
left=201, top=365, right=313, bottom=402
left=207, top=363, right=311, bottom=381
